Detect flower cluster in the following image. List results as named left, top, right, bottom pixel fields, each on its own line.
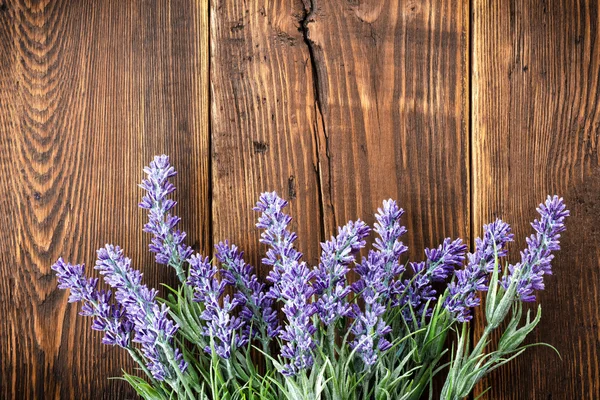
left=372, top=200, right=409, bottom=287
left=95, top=245, right=187, bottom=381
left=397, top=238, right=467, bottom=322
left=187, top=254, right=247, bottom=358
left=254, top=192, right=303, bottom=298
left=502, top=195, right=570, bottom=301
left=313, top=220, right=371, bottom=325
left=51, top=155, right=570, bottom=400
left=445, top=220, right=514, bottom=322
left=139, top=155, right=193, bottom=281
left=254, top=192, right=317, bottom=376
left=278, top=261, right=318, bottom=376
left=349, top=200, right=408, bottom=366
left=216, top=241, right=280, bottom=342
left=51, top=259, right=133, bottom=348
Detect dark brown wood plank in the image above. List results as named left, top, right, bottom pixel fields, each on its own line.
left=210, top=1, right=324, bottom=271
left=304, top=2, right=469, bottom=395
left=304, top=0, right=470, bottom=272
left=211, top=0, right=469, bottom=391
left=0, top=1, right=209, bottom=398
left=473, top=0, right=600, bottom=398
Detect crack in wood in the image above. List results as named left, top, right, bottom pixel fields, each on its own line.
left=300, top=0, right=336, bottom=234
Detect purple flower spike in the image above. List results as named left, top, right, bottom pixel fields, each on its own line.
left=396, top=238, right=467, bottom=322
left=351, top=303, right=392, bottom=366
left=423, top=238, right=468, bottom=282
left=502, top=196, right=569, bottom=302
left=350, top=200, right=408, bottom=367
left=254, top=192, right=316, bottom=376
left=373, top=200, right=409, bottom=272
left=445, top=220, right=514, bottom=322
left=254, top=192, right=302, bottom=299
left=350, top=252, right=394, bottom=367
left=353, top=200, right=409, bottom=302
left=52, top=258, right=133, bottom=348
left=314, top=220, right=371, bottom=326
left=187, top=254, right=247, bottom=358
left=216, top=241, right=280, bottom=341
left=139, top=155, right=193, bottom=281
left=95, top=245, right=187, bottom=381
left=278, top=260, right=317, bottom=376
left=474, top=220, right=514, bottom=271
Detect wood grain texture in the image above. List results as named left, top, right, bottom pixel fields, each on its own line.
left=472, top=0, right=600, bottom=398
left=302, top=1, right=469, bottom=394
left=1, top=0, right=599, bottom=398
left=0, top=0, right=209, bottom=398
left=210, top=0, right=324, bottom=272
left=210, top=0, right=469, bottom=334
left=304, top=0, right=470, bottom=260
left=210, top=0, right=469, bottom=389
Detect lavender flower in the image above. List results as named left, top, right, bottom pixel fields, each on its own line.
left=350, top=252, right=394, bottom=367
left=396, top=238, right=467, bottom=322
left=350, top=200, right=407, bottom=366
left=139, top=155, right=193, bottom=282
left=278, top=260, right=317, bottom=376
left=52, top=259, right=133, bottom=348
left=351, top=302, right=392, bottom=366
left=216, top=241, right=280, bottom=342
left=421, top=238, right=468, bottom=281
left=95, top=245, right=187, bottom=381
left=372, top=200, right=409, bottom=278
left=395, top=274, right=438, bottom=323
left=254, top=192, right=302, bottom=299
left=502, top=196, right=569, bottom=302
left=445, top=220, right=514, bottom=322
left=254, top=192, right=316, bottom=376
left=353, top=200, right=409, bottom=303
left=187, top=254, right=247, bottom=358
left=313, top=220, right=371, bottom=325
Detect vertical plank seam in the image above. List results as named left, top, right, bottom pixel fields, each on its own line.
left=207, top=0, right=214, bottom=256
left=468, top=0, right=475, bottom=267
left=467, top=0, right=475, bottom=399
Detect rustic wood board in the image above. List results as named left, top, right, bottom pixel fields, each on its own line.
left=209, top=0, right=469, bottom=382
left=0, top=0, right=209, bottom=398
left=303, top=0, right=470, bottom=266
left=0, top=0, right=599, bottom=398
left=472, top=0, right=600, bottom=398
left=210, top=0, right=325, bottom=273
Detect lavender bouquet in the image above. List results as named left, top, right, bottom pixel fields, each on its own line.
left=52, top=155, right=569, bottom=400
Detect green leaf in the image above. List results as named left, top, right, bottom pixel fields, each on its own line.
left=485, top=250, right=501, bottom=324
left=118, top=372, right=168, bottom=400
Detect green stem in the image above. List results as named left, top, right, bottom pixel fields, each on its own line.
left=261, top=337, right=273, bottom=370
left=408, top=364, right=434, bottom=400
left=162, top=343, right=195, bottom=400
left=327, top=323, right=336, bottom=360
left=174, top=263, right=186, bottom=284
left=226, top=358, right=236, bottom=386
left=126, top=348, right=154, bottom=381
left=168, top=254, right=187, bottom=284
left=471, top=326, right=493, bottom=360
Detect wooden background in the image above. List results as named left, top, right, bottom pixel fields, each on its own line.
left=0, top=0, right=598, bottom=398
